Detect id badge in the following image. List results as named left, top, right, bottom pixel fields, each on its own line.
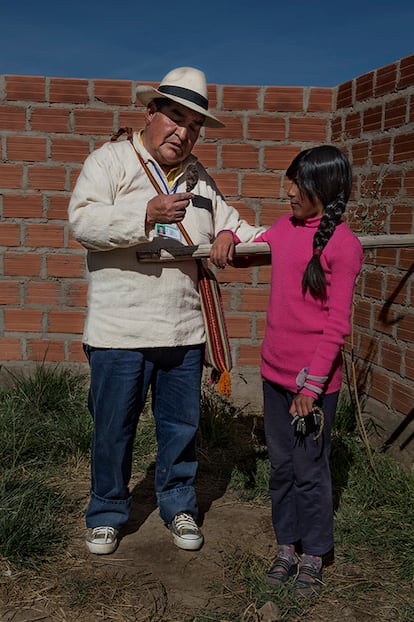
left=155, top=223, right=182, bottom=241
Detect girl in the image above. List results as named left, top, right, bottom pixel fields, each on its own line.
left=255, top=145, right=363, bottom=597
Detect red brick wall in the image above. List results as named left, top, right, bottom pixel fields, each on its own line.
left=1, top=56, right=413, bottom=446
left=332, top=55, right=414, bottom=446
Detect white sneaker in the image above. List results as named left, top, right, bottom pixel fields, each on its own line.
left=169, top=512, right=203, bottom=551
left=86, top=526, right=118, bottom=555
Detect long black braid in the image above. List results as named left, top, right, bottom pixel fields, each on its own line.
left=286, top=145, right=352, bottom=300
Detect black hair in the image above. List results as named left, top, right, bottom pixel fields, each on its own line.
left=286, top=145, right=353, bottom=300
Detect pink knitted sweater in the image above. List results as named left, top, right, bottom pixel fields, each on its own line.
left=255, top=214, right=363, bottom=398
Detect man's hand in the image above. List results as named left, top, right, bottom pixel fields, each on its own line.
left=146, top=192, right=193, bottom=229
left=209, top=231, right=235, bottom=269
left=289, top=393, right=315, bottom=418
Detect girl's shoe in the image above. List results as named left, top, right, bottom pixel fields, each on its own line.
left=294, top=554, right=323, bottom=598
left=266, top=545, right=298, bottom=585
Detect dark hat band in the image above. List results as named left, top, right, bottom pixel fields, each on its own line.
left=158, top=85, right=208, bottom=111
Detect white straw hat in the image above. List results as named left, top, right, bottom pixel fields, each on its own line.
left=136, top=66, right=225, bottom=128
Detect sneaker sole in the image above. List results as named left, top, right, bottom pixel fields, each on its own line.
left=171, top=534, right=204, bottom=551
left=86, top=540, right=118, bottom=555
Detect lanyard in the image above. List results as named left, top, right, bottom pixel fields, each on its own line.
left=149, top=161, right=179, bottom=195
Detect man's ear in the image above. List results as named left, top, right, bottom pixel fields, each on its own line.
left=145, top=101, right=157, bottom=125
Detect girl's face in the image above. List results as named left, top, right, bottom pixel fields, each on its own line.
left=287, top=180, right=324, bottom=220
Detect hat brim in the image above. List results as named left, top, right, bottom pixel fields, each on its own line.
left=136, top=85, right=225, bottom=129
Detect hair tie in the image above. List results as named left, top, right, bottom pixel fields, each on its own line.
left=313, top=247, right=322, bottom=257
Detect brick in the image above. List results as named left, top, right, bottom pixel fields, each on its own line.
left=48, top=310, right=84, bottom=334
left=351, top=141, right=369, bottom=166
left=398, top=54, right=414, bottom=90
left=222, top=86, right=259, bottom=111
left=73, top=109, right=114, bottom=135
left=0, top=164, right=23, bottom=189
left=192, top=144, right=217, bottom=167
left=118, top=111, right=147, bottom=130
left=336, top=80, right=353, bottom=109
left=226, top=315, right=252, bottom=338
left=217, top=266, right=254, bottom=284
left=392, top=379, right=414, bottom=415
left=375, top=248, right=397, bottom=267
left=404, top=170, right=414, bottom=197
left=264, top=87, right=303, bottom=112
left=260, top=201, right=289, bottom=226
left=0, top=338, right=22, bottom=360
left=0, top=105, right=26, bottom=131
left=308, top=88, right=333, bottom=112
left=240, top=287, right=269, bottom=311
left=30, top=108, right=71, bottom=133
left=381, top=172, right=402, bottom=197
left=355, top=72, right=374, bottom=102
left=405, top=347, right=414, bottom=381
left=4, top=308, right=42, bottom=331
left=384, top=97, right=407, bottom=130
left=5, top=75, right=46, bottom=101
left=0, top=223, right=20, bottom=246
left=256, top=315, right=266, bottom=339
left=247, top=116, right=285, bottom=141
left=375, top=62, right=397, bottom=96
left=27, top=166, right=66, bottom=191
left=4, top=252, right=42, bottom=276
left=363, top=269, right=384, bottom=299
left=50, top=78, right=89, bottom=104
left=93, top=79, right=133, bottom=106
left=205, top=117, right=243, bottom=140
left=209, top=171, right=238, bottom=196
left=389, top=206, right=413, bottom=234
left=221, top=144, right=258, bottom=169
left=46, top=253, right=86, bottom=278
left=344, top=111, right=361, bottom=139
left=237, top=344, right=261, bottom=366
left=362, top=105, right=382, bottom=132
left=231, top=200, right=257, bottom=224
left=394, top=132, right=414, bottom=163
left=289, top=117, right=328, bottom=142
left=358, top=333, right=379, bottom=362
left=371, top=137, right=391, bottom=165
left=47, top=194, right=71, bottom=220
left=242, top=173, right=280, bottom=199
left=25, top=281, right=62, bottom=305
left=397, top=313, right=414, bottom=343
left=69, top=339, right=86, bottom=362
left=257, top=265, right=272, bottom=285
left=0, top=281, right=20, bottom=305
left=353, top=299, right=372, bottom=328
left=25, top=223, right=65, bottom=248
left=2, top=194, right=43, bottom=218
left=264, top=145, right=300, bottom=170
left=400, top=248, right=414, bottom=270
left=51, top=138, right=90, bottom=163
left=370, top=369, right=391, bottom=403
left=331, top=116, right=342, bottom=142
left=381, top=340, right=402, bottom=374
left=6, top=136, right=47, bottom=162
left=66, top=282, right=88, bottom=307
left=27, top=339, right=65, bottom=362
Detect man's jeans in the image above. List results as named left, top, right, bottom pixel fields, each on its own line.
left=84, top=344, right=204, bottom=529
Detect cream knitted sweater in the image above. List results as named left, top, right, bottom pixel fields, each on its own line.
left=69, top=133, right=264, bottom=348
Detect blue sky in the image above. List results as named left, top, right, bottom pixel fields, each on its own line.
left=1, top=0, right=413, bottom=87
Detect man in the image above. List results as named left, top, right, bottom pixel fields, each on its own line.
left=69, top=66, right=264, bottom=555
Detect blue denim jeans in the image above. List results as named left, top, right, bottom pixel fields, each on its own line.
left=84, top=344, right=204, bottom=529
left=263, top=380, right=339, bottom=557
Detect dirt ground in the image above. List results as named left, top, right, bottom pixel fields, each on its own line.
left=1, top=414, right=413, bottom=622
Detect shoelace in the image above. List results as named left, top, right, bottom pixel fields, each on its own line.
left=173, top=513, right=197, bottom=532
left=92, top=526, right=117, bottom=540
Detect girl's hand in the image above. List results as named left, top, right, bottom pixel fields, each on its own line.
left=290, top=394, right=315, bottom=418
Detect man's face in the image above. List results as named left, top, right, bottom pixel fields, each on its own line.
left=142, top=100, right=204, bottom=170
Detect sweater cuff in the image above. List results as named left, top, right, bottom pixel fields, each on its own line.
left=216, top=229, right=241, bottom=244
left=299, top=386, right=320, bottom=399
